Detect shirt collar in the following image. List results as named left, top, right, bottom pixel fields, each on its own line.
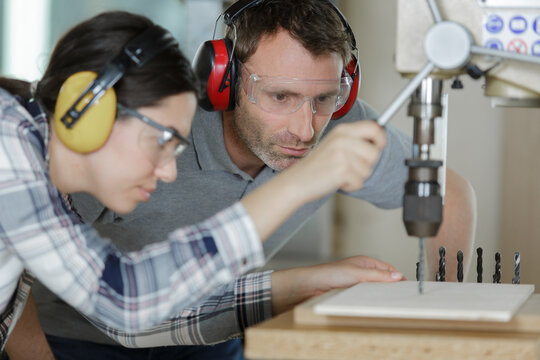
left=17, top=97, right=50, bottom=161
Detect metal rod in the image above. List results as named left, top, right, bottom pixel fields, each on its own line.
left=427, top=0, right=443, bottom=23
left=471, top=45, right=540, bottom=65
left=377, top=62, right=435, bottom=127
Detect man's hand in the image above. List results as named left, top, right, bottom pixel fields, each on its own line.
left=270, top=255, right=405, bottom=315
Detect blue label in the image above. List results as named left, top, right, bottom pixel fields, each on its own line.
left=509, top=15, right=527, bottom=34
left=534, top=17, right=540, bottom=35
left=486, top=14, right=504, bottom=33
left=532, top=41, right=540, bottom=57
left=484, top=39, right=504, bottom=51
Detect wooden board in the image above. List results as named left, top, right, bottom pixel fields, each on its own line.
left=296, top=292, right=540, bottom=334
left=313, top=281, right=534, bottom=322
left=296, top=292, right=540, bottom=333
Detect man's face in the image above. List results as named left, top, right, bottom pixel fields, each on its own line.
left=232, top=29, right=344, bottom=171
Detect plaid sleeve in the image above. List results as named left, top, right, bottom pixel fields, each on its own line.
left=0, top=91, right=266, bottom=332
left=87, top=270, right=273, bottom=347
left=0, top=271, right=34, bottom=350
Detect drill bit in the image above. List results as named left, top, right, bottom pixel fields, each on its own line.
left=418, top=237, right=425, bottom=294
left=512, top=252, right=520, bottom=284
left=457, top=250, right=464, bottom=282
left=476, top=247, right=483, bottom=283
left=493, top=252, right=501, bottom=283
left=438, top=246, right=446, bottom=282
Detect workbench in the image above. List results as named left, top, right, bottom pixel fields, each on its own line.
left=244, top=289, right=540, bottom=360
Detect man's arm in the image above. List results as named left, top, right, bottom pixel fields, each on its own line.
left=5, top=292, right=55, bottom=360
left=427, top=167, right=477, bottom=281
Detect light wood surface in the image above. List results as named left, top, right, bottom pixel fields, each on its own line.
left=244, top=292, right=540, bottom=360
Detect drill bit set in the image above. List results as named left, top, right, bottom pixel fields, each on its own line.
left=416, top=246, right=521, bottom=285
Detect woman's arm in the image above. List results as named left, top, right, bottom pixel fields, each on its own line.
left=2, top=96, right=385, bottom=332
left=242, top=121, right=386, bottom=240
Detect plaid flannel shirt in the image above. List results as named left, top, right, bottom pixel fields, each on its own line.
left=0, top=88, right=265, bottom=349
left=88, top=270, right=273, bottom=346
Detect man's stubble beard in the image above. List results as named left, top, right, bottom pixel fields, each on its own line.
left=232, top=105, right=328, bottom=172
left=232, top=106, right=287, bottom=171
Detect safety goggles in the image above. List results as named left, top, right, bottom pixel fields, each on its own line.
left=240, top=63, right=352, bottom=116
left=117, top=103, right=190, bottom=167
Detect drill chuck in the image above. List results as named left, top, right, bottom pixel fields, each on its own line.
left=403, top=159, right=443, bottom=237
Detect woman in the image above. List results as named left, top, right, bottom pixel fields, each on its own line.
left=0, top=10, right=386, bottom=352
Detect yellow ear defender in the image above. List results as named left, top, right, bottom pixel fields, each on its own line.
left=54, top=71, right=117, bottom=153
left=52, top=25, right=177, bottom=154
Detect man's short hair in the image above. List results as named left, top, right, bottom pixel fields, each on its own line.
left=226, top=0, right=353, bottom=66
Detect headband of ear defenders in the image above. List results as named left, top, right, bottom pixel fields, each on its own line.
left=54, top=25, right=177, bottom=154
left=60, top=26, right=177, bottom=129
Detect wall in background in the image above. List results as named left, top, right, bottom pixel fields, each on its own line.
left=0, top=0, right=51, bottom=80
left=0, top=0, right=187, bottom=79
left=501, top=108, right=540, bottom=287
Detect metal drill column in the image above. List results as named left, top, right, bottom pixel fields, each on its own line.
left=403, top=77, right=444, bottom=237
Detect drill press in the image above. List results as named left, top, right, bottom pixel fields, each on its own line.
left=376, top=0, right=540, bottom=294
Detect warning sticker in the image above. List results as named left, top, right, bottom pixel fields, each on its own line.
left=484, top=38, right=504, bottom=50
left=532, top=41, right=540, bottom=57
left=482, top=12, right=540, bottom=56
left=509, top=15, right=527, bottom=34
left=486, top=14, right=504, bottom=33
left=507, top=38, right=528, bottom=54
left=533, top=16, right=540, bottom=35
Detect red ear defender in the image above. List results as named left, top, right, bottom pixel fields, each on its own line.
left=331, top=56, right=360, bottom=120
left=192, top=38, right=236, bottom=111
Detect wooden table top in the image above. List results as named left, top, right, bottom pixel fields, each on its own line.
left=244, top=291, right=540, bottom=360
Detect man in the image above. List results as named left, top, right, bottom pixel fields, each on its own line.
left=25, top=0, right=475, bottom=359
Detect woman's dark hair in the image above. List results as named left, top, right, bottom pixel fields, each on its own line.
left=0, top=78, right=33, bottom=99
left=0, top=11, right=199, bottom=116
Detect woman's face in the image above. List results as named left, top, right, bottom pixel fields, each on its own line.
left=86, top=92, right=197, bottom=214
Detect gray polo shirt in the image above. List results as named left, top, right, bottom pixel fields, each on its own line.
left=34, top=99, right=412, bottom=344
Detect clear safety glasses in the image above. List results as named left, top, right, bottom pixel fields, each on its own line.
left=117, top=103, right=190, bottom=167
left=240, top=63, right=353, bottom=116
